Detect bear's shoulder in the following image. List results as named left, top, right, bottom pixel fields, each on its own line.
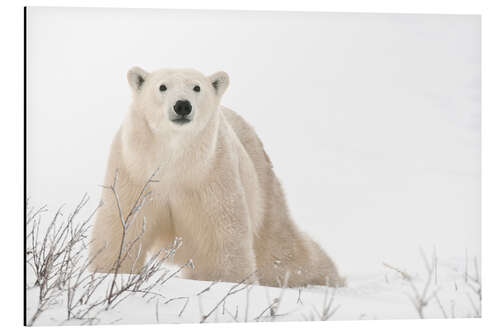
left=221, top=107, right=255, bottom=143
left=221, top=106, right=273, bottom=168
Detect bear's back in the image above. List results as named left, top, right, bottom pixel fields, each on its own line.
left=221, top=106, right=273, bottom=171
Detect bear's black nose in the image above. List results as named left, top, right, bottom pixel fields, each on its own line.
left=173, top=100, right=192, bottom=116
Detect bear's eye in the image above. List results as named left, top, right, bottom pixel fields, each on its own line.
left=159, top=84, right=167, bottom=92
left=193, top=85, right=201, bottom=92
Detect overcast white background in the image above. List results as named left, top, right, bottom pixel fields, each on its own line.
left=27, top=7, right=480, bottom=278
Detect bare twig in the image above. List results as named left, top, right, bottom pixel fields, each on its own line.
left=196, top=280, right=219, bottom=296
left=26, top=168, right=193, bottom=325
left=200, top=271, right=256, bottom=323
left=302, top=285, right=340, bottom=321
left=383, top=250, right=438, bottom=319
left=103, top=168, right=160, bottom=308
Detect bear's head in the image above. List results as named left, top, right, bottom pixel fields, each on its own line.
left=127, top=67, right=229, bottom=134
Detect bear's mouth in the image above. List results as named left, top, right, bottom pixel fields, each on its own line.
left=171, top=117, right=191, bottom=125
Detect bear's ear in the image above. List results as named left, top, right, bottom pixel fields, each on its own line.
left=209, top=71, right=230, bottom=97
left=127, top=66, right=149, bottom=92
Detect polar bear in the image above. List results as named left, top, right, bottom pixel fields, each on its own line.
left=89, top=67, right=344, bottom=288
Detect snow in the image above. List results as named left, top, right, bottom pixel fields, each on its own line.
left=25, top=8, right=480, bottom=324
left=26, top=256, right=480, bottom=325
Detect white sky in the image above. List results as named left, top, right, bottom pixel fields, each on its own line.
left=27, top=7, right=480, bottom=276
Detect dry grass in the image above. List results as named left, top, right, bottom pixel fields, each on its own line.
left=383, top=248, right=481, bottom=319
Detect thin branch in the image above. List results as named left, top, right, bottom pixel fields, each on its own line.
left=200, top=271, right=256, bottom=323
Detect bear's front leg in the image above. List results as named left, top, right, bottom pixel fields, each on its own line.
left=89, top=205, right=153, bottom=274
left=184, top=230, right=257, bottom=284
left=89, top=178, right=159, bottom=274
left=172, top=187, right=258, bottom=284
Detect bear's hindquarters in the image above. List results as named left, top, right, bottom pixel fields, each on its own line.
left=253, top=218, right=344, bottom=288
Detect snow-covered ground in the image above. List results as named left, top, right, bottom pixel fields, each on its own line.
left=25, top=8, right=480, bottom=325
left=26, top=255, right=480, bottom=325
